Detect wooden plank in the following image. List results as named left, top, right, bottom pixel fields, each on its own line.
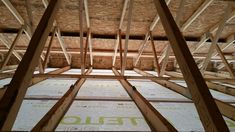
left=214, top=43, right=235, bottom=78
left=42, top=0, right=71, bottom=65
left=38, top=59, right=44, bottom=74
left=121, top=0, right=133, bottom=75
left=31, top=66, right=70, bottom=85
left=192, top=32, right=211, bottom=54
left=83, top=0, right=93, bottom=66
left=84, top=0, right=90, bottom=28
left=79, top=0, right=85, bottom=74
left=84, top=29, right=90, bottom=68
left=165, top=71, right=235, bottom=97
left=0, top=26, right=24, bottom=70
left=1, top=72, right=235, bottom=82
left=191, top=10, right=235, bottom=56
left=119, top=0, right=129, bottom=29
left=0, top=34, right=22, bottom=61
left=112, top=0, right=129, bottom=67
left=159, top=45, right=170, bottom=76
left=0, top=0, right=60, bottom=130
left=134, top=68, right=235, bottom=122
left=31, top=68, right=92, bottom=131
left=149, top=31, right=161, bottom=75
left=1, top=0, right=32, bottom=38
left=175, top=0, right=186, bottom=27
left=134, top=0, right=171, bottom=67
left=25, top=0, right=35, bottom=33
left=181, top=0, right=214, bottom=31
left=55, top=28, right=71, bottom=65
left=119, top=30, right=123, bottom=70
left=206, top=82, right=235, bottom=97
left=112, top=33, right=120, bottom=66
left=88, top=30, right=93, bottom=66
left=0, top=65, right=17, bottom=73
left=113, top=68, right=177, bottom=131
left=200, top=5, right=232, bottom=73
left=153, top=0, right=229, bottom=131
left=43, top=26, right=56, bottom=70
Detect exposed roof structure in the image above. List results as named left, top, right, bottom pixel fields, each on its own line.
left=0, top=0, right=235, bottom=131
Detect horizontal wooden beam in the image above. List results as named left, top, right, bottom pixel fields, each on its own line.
left=113, top=67, right=177, bottom=131
left=1, top=71, right=235, bottom=82
left=31, top=66, right=70, bottom=85
left=206, top=82, right=235, bottom=96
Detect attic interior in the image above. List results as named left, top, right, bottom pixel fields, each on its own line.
left=0, top=0, right=235, bottom=131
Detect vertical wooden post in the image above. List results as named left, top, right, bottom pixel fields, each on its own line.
left=0, top=0, right=60, bottom=130
left=43, top=26, right=57, bottom=70
left=79, top=0, right=85, bottom=74
left=121, top=0, right=133, bottom=75
left=153, top=0, right=229, bottom=131
left=149, top=31, right=161, bottom=75
left=119, top=30, right=123, bottom=70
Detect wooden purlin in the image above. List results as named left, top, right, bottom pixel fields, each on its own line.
left=0, top=0, right=60, bottom=130
left=153, top=0, right=229, bottom=131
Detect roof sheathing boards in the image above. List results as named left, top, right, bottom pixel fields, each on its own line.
left=1, top=0, right=235, bottom=69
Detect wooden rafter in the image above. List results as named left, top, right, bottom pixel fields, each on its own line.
left=165, top=71, right=235, bottom=97
left=113, top=67, right=177, bottom=131
left=31, top=68, right=92, bottom=131
left=134, top=68, right=235, bottom=123
left=0, top=0, right=60, bottom=130
left=153, top=0, right=229, bottom=131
